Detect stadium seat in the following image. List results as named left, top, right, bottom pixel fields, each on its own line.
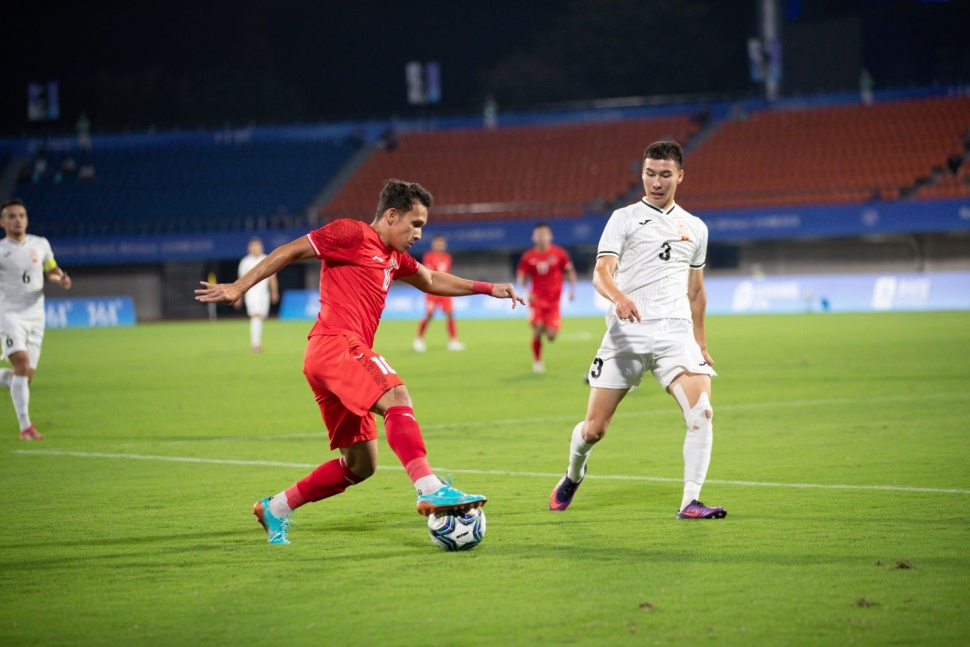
left=679, top=95, right=970, bottom=212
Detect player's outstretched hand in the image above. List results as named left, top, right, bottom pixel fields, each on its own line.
left=491, top=283, right=527, bottom=309
left=195, top=281, right=242, bottom=306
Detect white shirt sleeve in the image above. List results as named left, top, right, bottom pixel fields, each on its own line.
left=691, top=219, right=708, bottom=269
left=597, top=210, right=628, bottom=259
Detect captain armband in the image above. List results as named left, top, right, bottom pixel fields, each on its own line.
left=43, top=258, right=58, bottom=272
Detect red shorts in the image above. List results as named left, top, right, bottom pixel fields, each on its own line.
left=303, top=333, right=404, bottom=450
left=425, top=294, right=453, bottom=315
left=529, top=300, right=562, bottom=331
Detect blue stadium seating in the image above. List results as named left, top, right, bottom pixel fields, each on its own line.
left=12, top=137, right=361, bottom=236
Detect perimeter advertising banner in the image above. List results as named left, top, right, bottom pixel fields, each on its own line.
left=44, top=296, right=136, bottom=329
left=279, top=271, right=970, bottom=321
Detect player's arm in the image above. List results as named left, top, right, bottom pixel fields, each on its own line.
left=687, top=268, right=713, bottom=366
left=593, top=255, right=639, bottom=322
left=565, top=262, right=578, bottom=300
left=196, top=237, right=313, bottom=306
left=401, top=265, right=526, bottom=308
left=43, top=259, right=72, bottom=290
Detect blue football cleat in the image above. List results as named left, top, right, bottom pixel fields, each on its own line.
left=253, top=496, right=291, bottom=544
left=416, top=477, right=487, bottom=517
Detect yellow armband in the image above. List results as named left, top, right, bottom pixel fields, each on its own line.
left=43, top=258, right=58, bottom=272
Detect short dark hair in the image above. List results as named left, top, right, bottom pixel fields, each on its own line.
left=1, top=198, right=26, bottom=214
left=642, top=141, right=683, bottom=169
left=533, top=222, right=551, bottom=231
left=374, top=179, right=433, bottom=221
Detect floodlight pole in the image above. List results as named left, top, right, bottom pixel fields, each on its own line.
left=760, top=0, right=782, bottom=102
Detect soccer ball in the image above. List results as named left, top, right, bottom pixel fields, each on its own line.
left=427, top=508, right=486, bottom=551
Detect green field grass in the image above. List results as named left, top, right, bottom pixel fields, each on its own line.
left=1, top=311, right=968, bottom=646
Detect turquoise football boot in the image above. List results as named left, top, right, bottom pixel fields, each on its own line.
left=253, top=496, right=291, bottom=544
left=416, top=476, right=487, bottom=517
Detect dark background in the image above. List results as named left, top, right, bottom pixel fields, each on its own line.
left=3, top=0, right=967, bottom=135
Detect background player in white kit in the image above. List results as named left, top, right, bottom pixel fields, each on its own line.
left=237, top=237, right=279, bottom=352
left=548, top=141, right=726, bottom=519
left=0, top=199, right=72, bottom=440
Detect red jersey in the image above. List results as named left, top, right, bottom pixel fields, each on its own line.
left=517, top=244, right=573, bottom=304
left=306, top=219, right=419, bottom=347
left=421, top=249, right=452, bottom=274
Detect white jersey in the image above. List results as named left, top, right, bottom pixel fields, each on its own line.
left=0, top=234, right=55, bottom=319
left=597, top=199, right=708, bottom=321
left=238, top=253, right=271, bottom=297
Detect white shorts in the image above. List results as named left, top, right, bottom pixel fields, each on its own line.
left=244, top=291, right=270, bottom=318
left=1, top=311, right=45, bottom=369
left=586, top=317, right=716, bottom=391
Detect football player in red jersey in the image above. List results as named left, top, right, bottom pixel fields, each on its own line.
left=413, top=234, right=465, bottom=352
left=516, top=223, right=577, bottom=373
left=196, top=179, right=525, bottom=545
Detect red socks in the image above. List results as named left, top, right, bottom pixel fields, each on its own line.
left=286, top=406, right=432, bottom=508
left=532, top=334, right=542, bottom=361
left=294, top=457, right=364, bottom=504
left=384, top=405, right=434, bottom=481
left=446, top=317, right=457, bottom=340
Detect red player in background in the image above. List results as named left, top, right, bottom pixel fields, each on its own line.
left=516, top=222, right=577, bottom=373
left=413, top=234, right=465, bottom=352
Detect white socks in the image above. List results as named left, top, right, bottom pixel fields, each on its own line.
left=681, top=422, right=713, bottom=510
left=0, top=369, right=12, bottom=389
left=11, top=375, right=31, bottom=431
left=269, top=493, right=294, bottom=518
left=250, top=316, right=263, bottom=348
left=563, top=396, right=713, bottom=510
left=415, top=475, right=444, bottom=496
left=567, top=422, right=594, bottom=481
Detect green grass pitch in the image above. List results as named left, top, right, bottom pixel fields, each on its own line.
left=1, top=311, right=968, bottom=645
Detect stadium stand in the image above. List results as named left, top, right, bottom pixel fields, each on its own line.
left=679, top=95, right=970, bottom=211
left=11, top=137, right=361, bottom=237
left=319, top=115, right=701, bottom=223
left=3, top=92, right=968, bottom=241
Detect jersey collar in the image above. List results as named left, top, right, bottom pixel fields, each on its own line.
left=640, top=198, right=677, bottom=215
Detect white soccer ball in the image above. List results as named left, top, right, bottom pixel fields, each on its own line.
left=427, top=508, right=486, bottom=551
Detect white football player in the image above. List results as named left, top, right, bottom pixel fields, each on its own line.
left=0, top=199, right=72, bottom=440
left=549, top=141, right=726, bottom=520
left=237, top=237, right=279, bottom=352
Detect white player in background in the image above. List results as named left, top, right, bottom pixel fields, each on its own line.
left=0, top=198, right=72, bottom=440
left=237, top=237, right=279, bottom=352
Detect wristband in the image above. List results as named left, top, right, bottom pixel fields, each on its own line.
left=472, top=281, right=494, bottom=295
